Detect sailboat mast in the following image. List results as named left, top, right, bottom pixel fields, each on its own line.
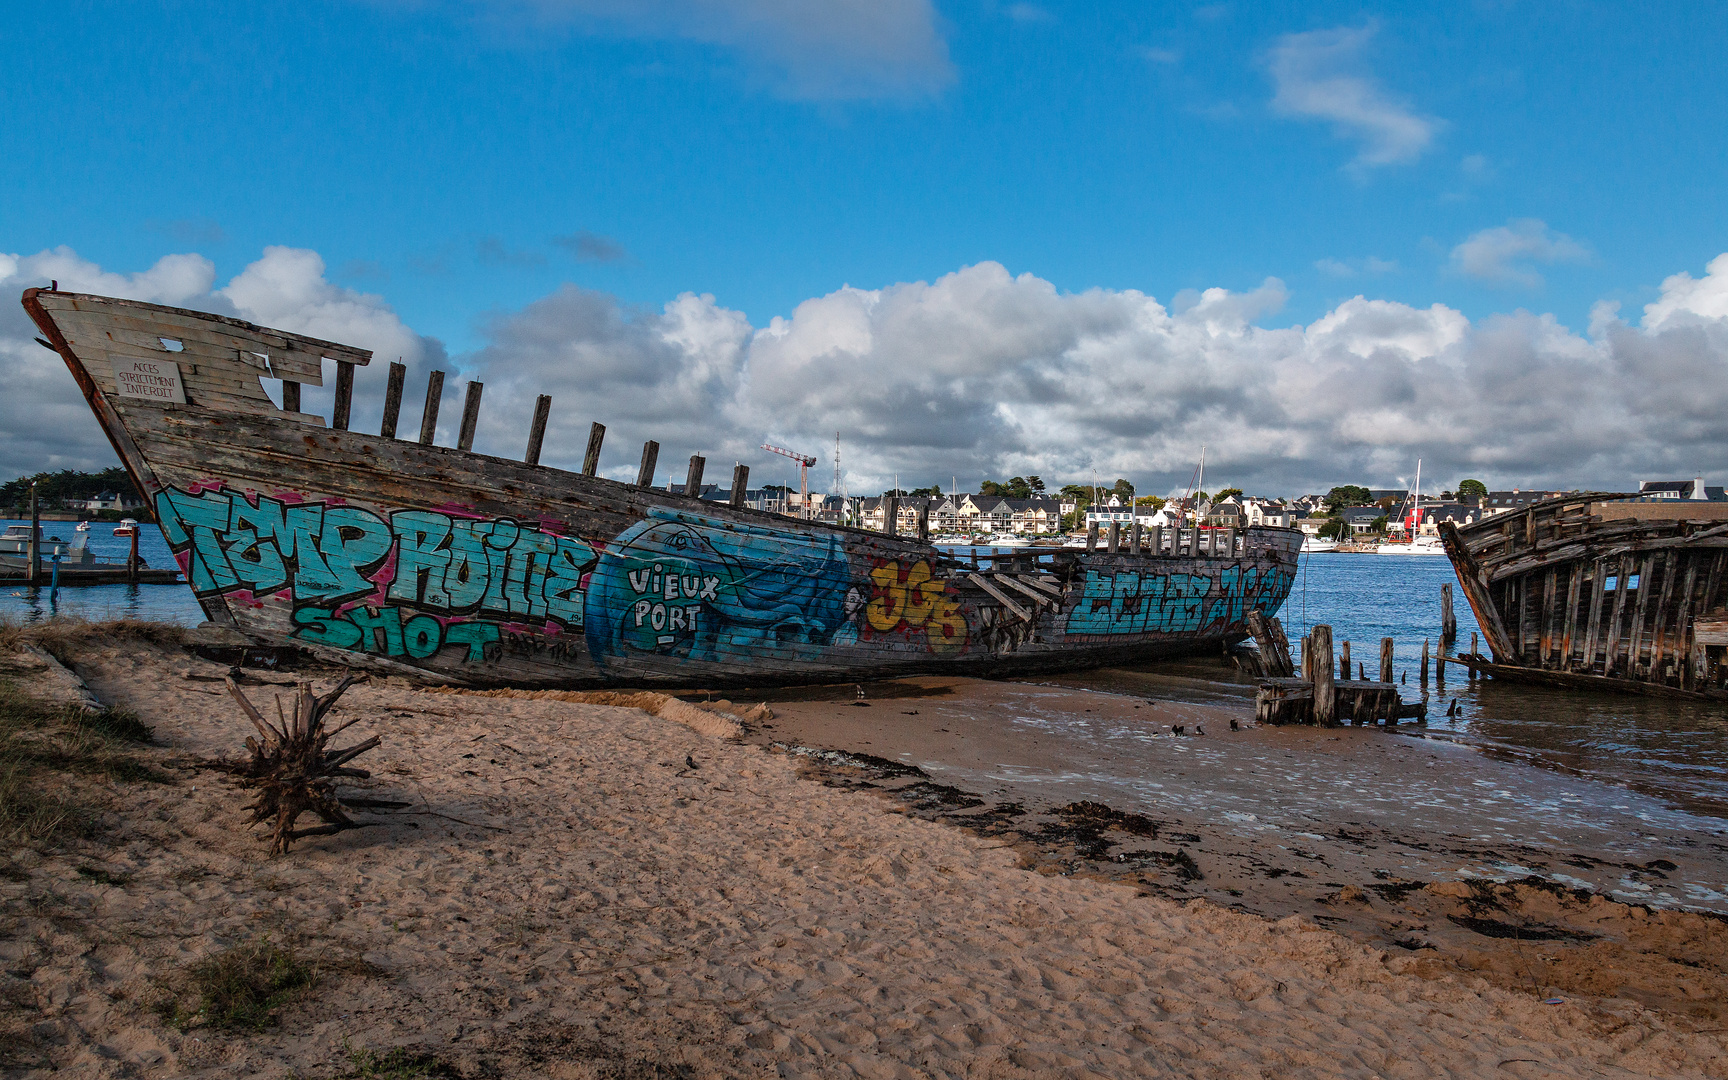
left=1413, top=459, right=1422, bottom=536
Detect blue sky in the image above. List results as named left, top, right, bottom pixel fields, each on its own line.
left=4, top=1, right=1728, bottom=495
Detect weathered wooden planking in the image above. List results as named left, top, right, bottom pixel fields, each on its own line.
left=51, top=293, right=371, bottom=365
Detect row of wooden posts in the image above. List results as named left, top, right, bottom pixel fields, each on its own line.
left=1246, top=610, right=1429, bottom=725
left=337, top=363, right=1252, bottom=554
left=343, top=363, right=743, bottom=511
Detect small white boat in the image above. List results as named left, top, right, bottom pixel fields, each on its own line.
left=74, top=521, right=91, bottom=532
left=986, top=533, right=1031, bottom=547
left=0, top=525, right=102, bottom=569
left=1376, top=535, right=1447, bottom=555
left=113, top=518, right=139, bottom=536
left=1300, top=536, right=1338, bottom=553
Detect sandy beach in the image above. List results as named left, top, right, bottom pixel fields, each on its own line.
left=4, top=625, right=1727, bottom=1078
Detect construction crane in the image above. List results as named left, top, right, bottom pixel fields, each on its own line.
left=761, top=442, right=818, bottom=519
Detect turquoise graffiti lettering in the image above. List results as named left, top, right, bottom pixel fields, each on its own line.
left=157, top=489, right=383, bottom=601
left=291, top=605, right=501, bottom=662
left=155, top=485, right=599, bottom=666
left=1067, top=565, right=1295, bottom=636
left=385, top=511, right=594, bottom=624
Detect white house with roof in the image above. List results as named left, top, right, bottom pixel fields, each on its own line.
left=1083, top=495, right=1135, bottom=529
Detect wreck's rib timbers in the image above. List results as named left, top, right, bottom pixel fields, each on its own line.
left=24, top=288, right=1300, bottom=689
left=1439, top=492, right=1728, bottom=700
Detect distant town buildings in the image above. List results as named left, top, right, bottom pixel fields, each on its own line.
left=648, top=472, right=1728, bottom=538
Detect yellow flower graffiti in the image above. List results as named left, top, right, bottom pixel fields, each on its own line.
left=865, top=560, right=967, bottom=654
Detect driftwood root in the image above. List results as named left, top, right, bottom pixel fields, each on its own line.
left=226, top=674, right=377, bottom=854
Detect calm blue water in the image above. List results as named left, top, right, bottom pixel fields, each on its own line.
left=1062, top=551, right=1728, bottom=820
left=0, top=519, right=205, bottom=625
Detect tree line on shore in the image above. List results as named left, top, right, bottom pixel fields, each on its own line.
left=0, top=468, right=150, bottom=521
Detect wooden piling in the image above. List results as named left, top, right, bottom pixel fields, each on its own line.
left=1086, top=522, right=1099, bottom=552
left=127, top=526, right=139, bottom=585
left=457, top=381, right=483, bottom=452
left=380, top=361, right=406, bottom=439
left=917, top=501, right=930, bottom=542
left=1130, top=520, right=1141, bottom=555
left=1312, top=625, right=1336, bottom=726
left=1107, top=521, right=1120, bottom=553
left=730, top=464, right=749, bottom=509
left=332, top=361, right=355, bottom=431
left=684, top=456, right=706, bottom=500
left=1150, top=525, right=1163, bottom=554
left=1339, top=640, right=1351, bottom=682
left=1269, top=617, right=1294, bottom=675
left=1420, top=639, right=1430, bottom=687
left=1441, top=583, right=1456, bottom=646
left=418, top=370, right=444, bottom=446
left=1246, top=609, right=1294, bottom=677
left=883, top=496, right=899, bottom=537
left=524, top=395, right=551, bottom=465
left=26, top=484, right=39, bottom=586
left=636, top=440, right=659, bottom=487
left=1379, top=637, right=1394, bottom=683
left=582, top=422, right=606, bottom=477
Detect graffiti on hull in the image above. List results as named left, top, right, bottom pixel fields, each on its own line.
left=154, top=482, right=1287, bottom=674
left=586, top=509, right=868, bottom=668
left=1066, top=565, right=1293, bottom=637
left=155, top=486, right=596, bottom=665
left=863, top=560, right=968, bottom=654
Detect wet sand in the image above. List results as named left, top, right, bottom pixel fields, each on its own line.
left=751, top=675, right=1728, bottom=1024
left=3, top=629, right=1726, bottom=1077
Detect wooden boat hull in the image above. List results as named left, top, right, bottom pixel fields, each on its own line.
left=1440, top=493, right=1728, bottom=700
left=24, top=288, right=1300, bottom=688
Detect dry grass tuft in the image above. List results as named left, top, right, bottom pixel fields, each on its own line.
left=0, top=680, right=164, bottom=850
left=155, top=938, right=318, bottom=1032
left=0, top=615, right=188, bottom=656
left=342, top=1045, right=466, bottom=1079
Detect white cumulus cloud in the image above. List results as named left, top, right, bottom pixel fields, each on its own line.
left=0, top=246, right=442, bottom=477
left=10, top=247, right=1728, bottom=501
left=1450, top=218, right=1590, bottom=287
left=1267, top=25, right=1436, bottom=168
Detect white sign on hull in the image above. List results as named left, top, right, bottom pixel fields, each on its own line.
left=111, top=357, right=187, bottom=404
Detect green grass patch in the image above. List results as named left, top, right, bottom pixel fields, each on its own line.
left=343, top=1045, right=465, bottom=1079
left=156, top=938, right=317, bottom=1032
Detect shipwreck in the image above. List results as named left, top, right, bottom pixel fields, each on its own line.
left=1440, top=492, right=1728, bottom=700
left=24, top=288, right=1300, bottom=688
